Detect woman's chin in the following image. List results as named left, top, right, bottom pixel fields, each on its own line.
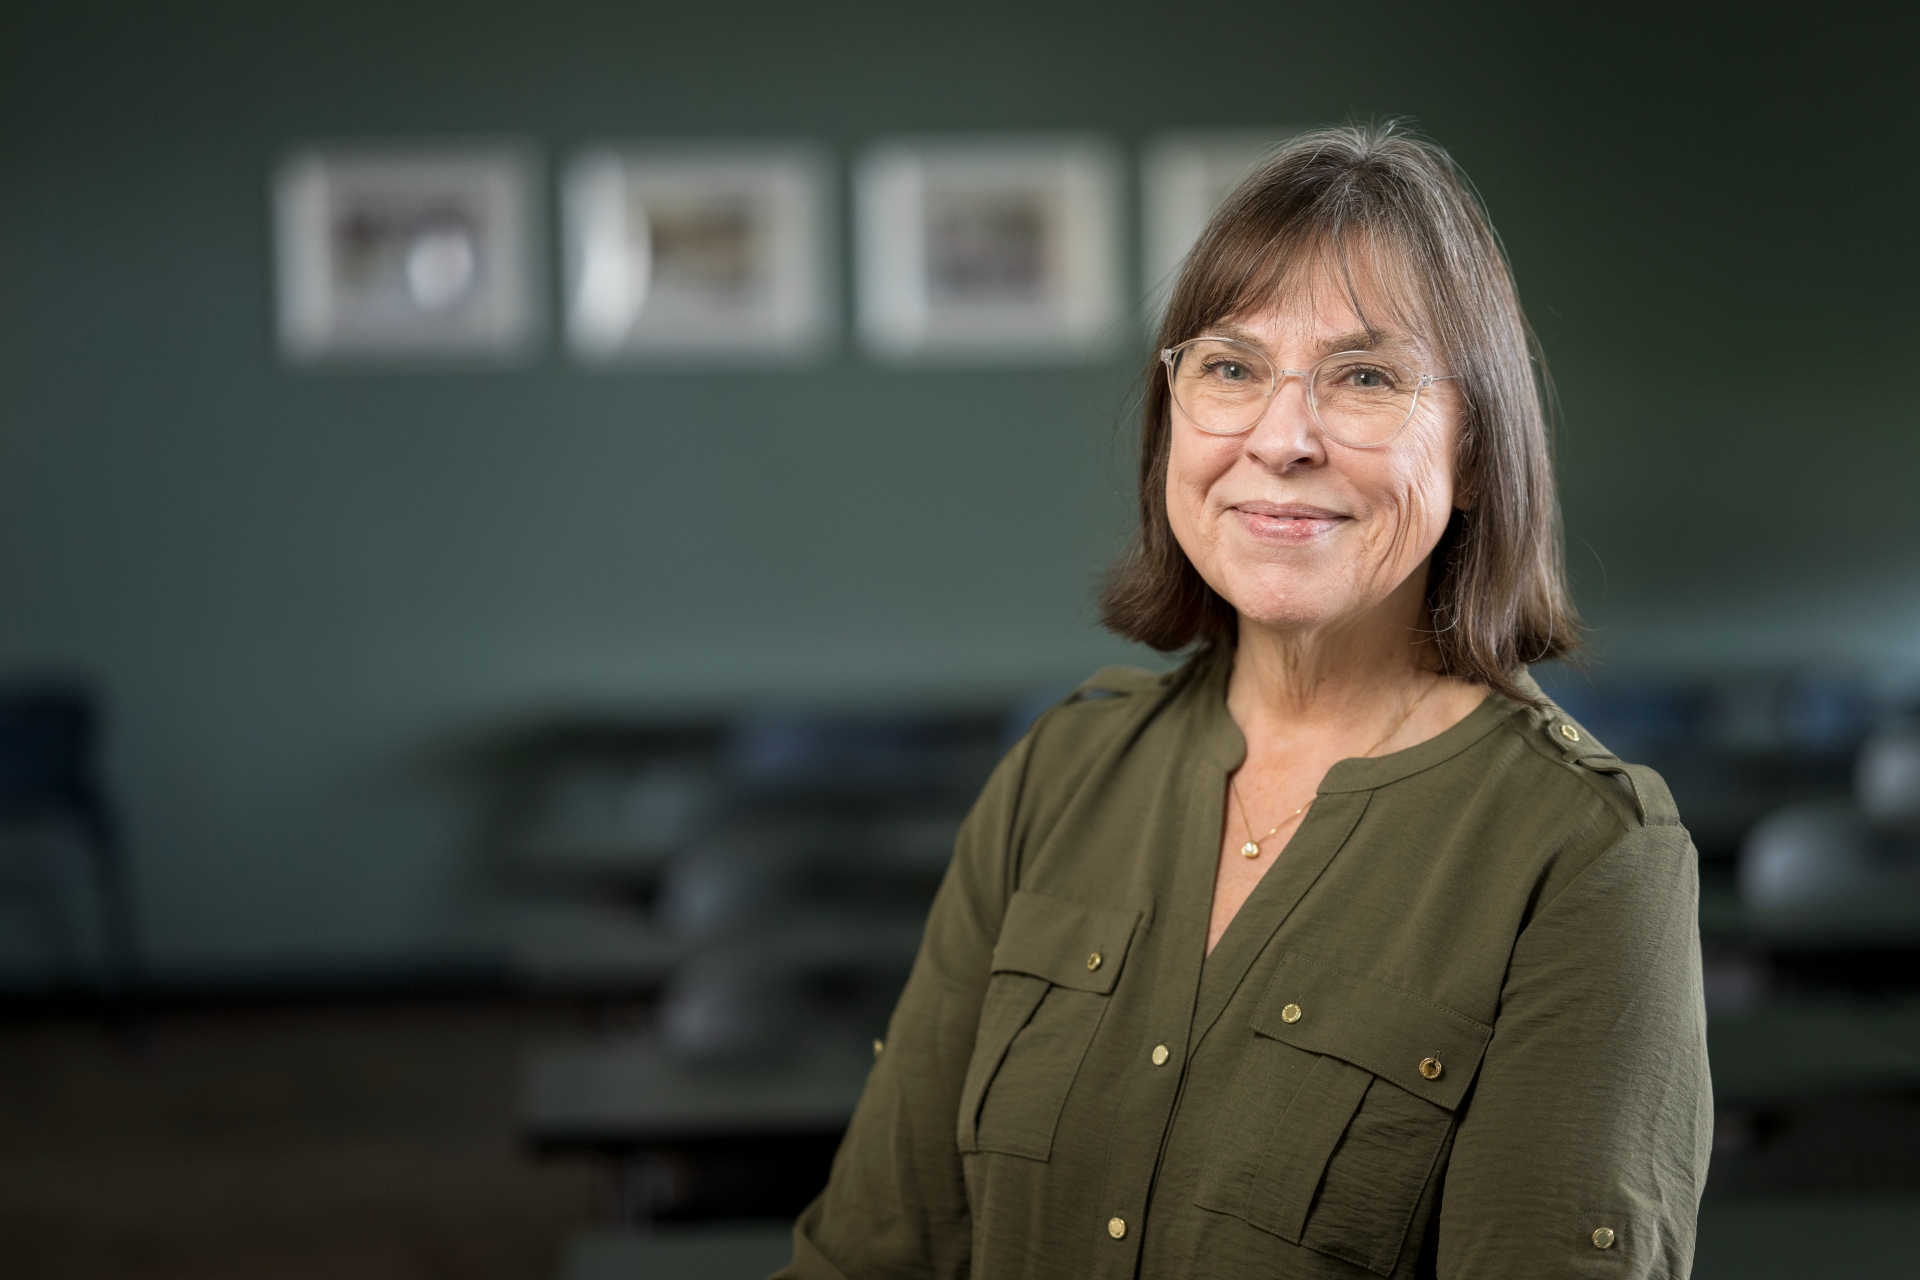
left=1213, top=552, right=1429, bottom=640
left=1225, top=595, right=1352, bottom=636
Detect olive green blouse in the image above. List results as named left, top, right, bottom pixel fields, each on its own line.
left=777, top=653, right=1712, bottom=1280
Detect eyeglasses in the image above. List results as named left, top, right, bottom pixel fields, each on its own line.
left=1160, top=336, right=1459, bottom=448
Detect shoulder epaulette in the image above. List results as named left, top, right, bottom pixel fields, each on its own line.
left=1528, top=705, right=1681, bottom=828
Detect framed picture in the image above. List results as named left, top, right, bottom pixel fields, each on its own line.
left=855, top=136, right=1121, bottom=363
left=562, top=143, right=833, bottom=363
left=273, top=143, right=542, bottom=363
left=1141, top=130, right=1296, bottom=314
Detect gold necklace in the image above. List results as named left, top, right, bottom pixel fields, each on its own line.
left=1231, top=673, right=1441, bottom=859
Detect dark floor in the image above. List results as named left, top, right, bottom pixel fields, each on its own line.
left=0, top=994, right=599, bottom=1280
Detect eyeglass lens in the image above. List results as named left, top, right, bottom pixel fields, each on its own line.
left=1167, top=339, right=1424, bottom=447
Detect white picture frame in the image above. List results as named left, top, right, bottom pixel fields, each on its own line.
left=562, top=143, right=833, bottom=364
left=1141, top=130, right=1297, bottom=316
left=273, top=143, right=542, bottom=363
left=855, top=136, right=1122, bottom=363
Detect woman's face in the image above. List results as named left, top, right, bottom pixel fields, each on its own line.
left=1165, top=260, right=1467, bottom=640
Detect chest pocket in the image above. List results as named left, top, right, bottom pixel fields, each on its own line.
left=1195, top=953, right=1493, bottom=1276
left=955, top=891, right=1140, bottom=1162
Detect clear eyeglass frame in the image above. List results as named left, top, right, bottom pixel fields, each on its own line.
left=1159, top=335, right=1460, bottom=449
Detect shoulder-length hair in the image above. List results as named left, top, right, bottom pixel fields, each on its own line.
left=1100, top=122, right=1579, bottom=704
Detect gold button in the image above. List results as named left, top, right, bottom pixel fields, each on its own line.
left=1086, top=951, right=1103, bottom=972
left=1419, top=1057, right=1443, bottom=1080
left=1592, top=1227, right=1615, bottom=1250
left=872, top=1039, right=884, bottom=1060
left=1151, top=1044, right=1170, bottom=1066
left=1559, top=723, right=1581, bottom=743
left=1280, top=1002, right=1302, bottom=1024
left=1107, top=1216, right=1127, bottom=1240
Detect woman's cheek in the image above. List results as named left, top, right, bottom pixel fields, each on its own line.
left=1362, top=476, right=1438, bottom=595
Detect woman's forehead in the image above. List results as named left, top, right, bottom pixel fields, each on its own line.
left=1213, top=310, right=1433, bottom=362
left=1220, top=243, right=1438, bottom=357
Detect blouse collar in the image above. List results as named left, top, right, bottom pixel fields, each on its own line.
left=1193, top=646, right=1537, bottom=791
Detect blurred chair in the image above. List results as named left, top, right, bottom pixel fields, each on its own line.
left=0, top=684, right=141, bottom=1015
left=516, top=704, right=1001, bottom=1245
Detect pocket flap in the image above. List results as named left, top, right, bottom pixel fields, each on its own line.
left=1251, top=953, right=1491, bottom=1110
left=990, top=891, right=1140, bottom=995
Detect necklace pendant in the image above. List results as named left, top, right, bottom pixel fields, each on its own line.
left=1241, top=841, right=1261, bottom=858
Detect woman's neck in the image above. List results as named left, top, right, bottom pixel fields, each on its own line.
left=1227, top=574, right=1437, bottom=728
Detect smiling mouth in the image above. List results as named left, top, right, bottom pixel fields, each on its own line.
left=1230, top=503, right=1349, bottom=541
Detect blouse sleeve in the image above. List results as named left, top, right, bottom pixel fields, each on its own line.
left=1437, top=816, right=1714, bottom=1279
left=774, top=733, right=1032, bottom=1280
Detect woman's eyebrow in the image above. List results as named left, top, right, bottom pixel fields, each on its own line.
left=1207, top=322, right=1264, bottom=345
left=1204, top=324, right=1376, bottom=353
left=1317, top=329, right=1379, bottom=353
left=1319, top=329, right=1433, bottom=360
left=1199, top=325, right=1427, bottom=361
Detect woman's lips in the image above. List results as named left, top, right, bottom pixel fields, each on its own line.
left=1230, top=501, right=1348, bottom=542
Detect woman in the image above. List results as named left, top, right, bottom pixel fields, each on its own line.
left=781, top=123, right=1711, bottom=1279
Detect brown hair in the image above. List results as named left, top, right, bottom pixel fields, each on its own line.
left=1100, top=121, right=1579, bottom=703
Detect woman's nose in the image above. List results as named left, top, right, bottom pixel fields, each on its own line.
left=1244, top=373, right=1325, bottom=470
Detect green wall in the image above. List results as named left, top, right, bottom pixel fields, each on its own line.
left=2, top=1, right=1914, bottom=981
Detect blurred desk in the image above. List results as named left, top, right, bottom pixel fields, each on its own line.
left=525, top=1035, right=869, bottom=1147
left=1701, top=882, right=1920, bottom=951
left=526, top=1035, right=863, bottom=1226
left=1709, top=999, right=1920, bottom=1103
left=563, top=1224, right=793, bottom=1280
left=512, top=906, right=696, bottom=991
left=1693, top=1195, right=1920, bottom=1280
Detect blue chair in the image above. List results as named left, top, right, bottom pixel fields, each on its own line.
left=0, top=685, right=141, bottom=1013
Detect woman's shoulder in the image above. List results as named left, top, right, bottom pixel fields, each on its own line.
left=1024, top=659, right=1200, bottom=758
left=1488, top=674, right=1684, bottom=834
left=1061, top=662, right=1183, bottom=706
left=1459, top=678, right=1692, bottom=911
left=980, top=658, right=1208, bottom=823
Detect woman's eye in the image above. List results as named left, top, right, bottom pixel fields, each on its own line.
left=1205, top=361, right=1251, bottom=382
left=1340, top=365, right=1394, bottom=390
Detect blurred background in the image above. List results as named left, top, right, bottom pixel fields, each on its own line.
left=2, top=1, right=1917, bottom=1277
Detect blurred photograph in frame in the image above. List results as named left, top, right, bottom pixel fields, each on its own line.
left=561, top=143, right=833, bottom=364
left=855, top=136, right=1122, bottom=363
left=272, top=143, right=542, bottom=364
left=1141, top=129, right=1297, bottom=317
